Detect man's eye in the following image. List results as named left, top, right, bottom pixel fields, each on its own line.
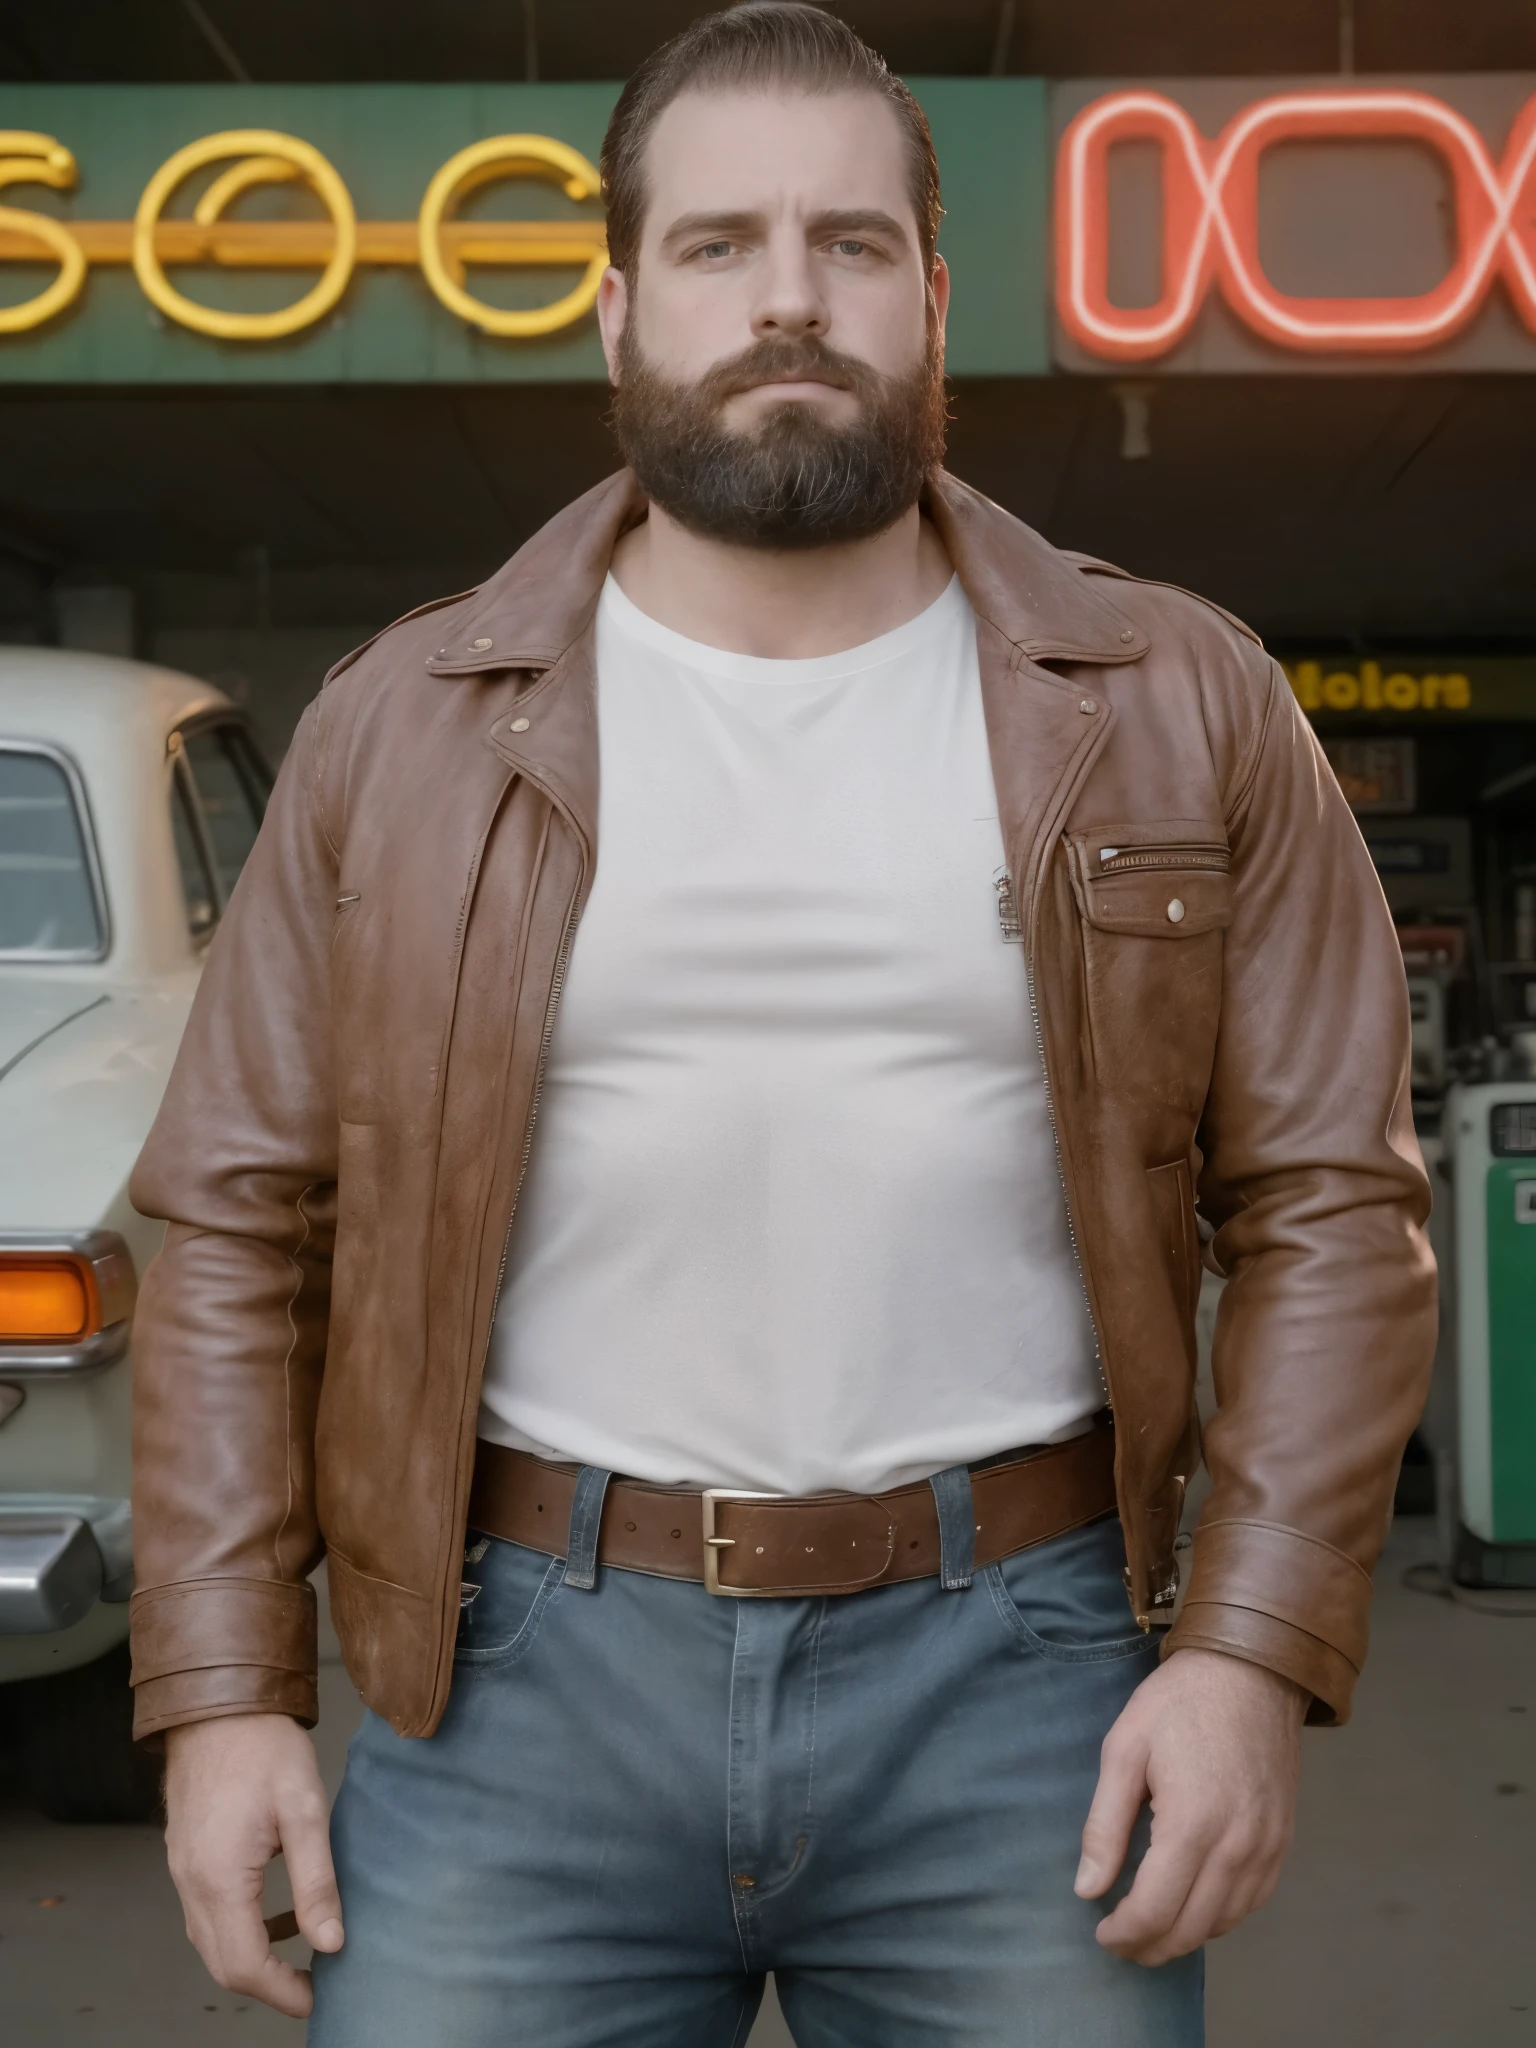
left=833, top=239, right=867, bottom=256
left=699, top=241, right=733, bottom=260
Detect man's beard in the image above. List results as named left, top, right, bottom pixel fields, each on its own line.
left=610, top=322, right=948, bottom=550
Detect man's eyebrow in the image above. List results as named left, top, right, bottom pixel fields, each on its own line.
left=659, top=210, right=765, bottom=252
left=657, top=206, right=913, bottom=252
left=804, top=208, right=911, bottom=243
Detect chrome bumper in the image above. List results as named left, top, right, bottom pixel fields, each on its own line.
left=0, top=1498, right=132, bottom=1632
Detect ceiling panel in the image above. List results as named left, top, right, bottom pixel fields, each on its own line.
left=946, top=375, right=1536, bottom=643
left=2, top=375, right=1533, bottom=649
left=5, top=0, right=1534, bottom=84
left=1355, top=0, right=1536, bottom=71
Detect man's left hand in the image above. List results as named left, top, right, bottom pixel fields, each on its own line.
left=1074, top=1646, right=1307, bottom=1965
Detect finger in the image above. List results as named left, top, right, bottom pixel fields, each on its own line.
left=1181, top=1824, right=1289, bottom=1947
left=277, top=1781, right=345, bottom=1954
left=192, top=1886, right=316, bottom=2019
left=1094, top=1827, right=1208, bottom=1958
left=240, top=1952, right=316, bottom=2020
left=1132, top=1841, right=1265, bottom=1965
left=1076, top=1723, right=1151, bottom=1899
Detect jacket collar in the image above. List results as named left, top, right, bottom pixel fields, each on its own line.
left=922, top=471, right=1149, bottom=665
left=424, top=466, right=1149, bottom=680
left=426, top=470, right=647, bottom=678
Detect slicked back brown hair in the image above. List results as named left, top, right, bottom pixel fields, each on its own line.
left=600, top=3, right=943, bottom=277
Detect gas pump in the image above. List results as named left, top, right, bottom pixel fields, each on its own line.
left=1443, top=1084, right=1536, bottom=1587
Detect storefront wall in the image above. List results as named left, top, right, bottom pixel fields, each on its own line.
left=1, top=73, right=1533, bottom=861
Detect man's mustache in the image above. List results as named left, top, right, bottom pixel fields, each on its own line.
left=696, top=337, right=879, bottom=403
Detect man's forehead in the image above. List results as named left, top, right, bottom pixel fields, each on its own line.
left=642, top=86, right=915, bottom=232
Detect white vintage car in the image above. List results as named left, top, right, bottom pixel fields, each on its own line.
left=0, top=648, right=271, bottom=1819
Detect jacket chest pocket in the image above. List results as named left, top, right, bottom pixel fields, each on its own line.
left=1065, top=824, right=1233, bottom=1108
left=1070, top=827, right=1232, bottom=935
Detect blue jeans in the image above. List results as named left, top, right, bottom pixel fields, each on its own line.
left=310, top=1478, right=1202, bottom=2047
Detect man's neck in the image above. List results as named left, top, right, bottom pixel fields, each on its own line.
left=608, top=498, right=954, bottom=658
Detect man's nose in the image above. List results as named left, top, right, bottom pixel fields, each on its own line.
left=750, top=237, right=828, bottom=339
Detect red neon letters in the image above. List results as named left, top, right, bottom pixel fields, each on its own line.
left=1056, top=88, right=1536, bottom=359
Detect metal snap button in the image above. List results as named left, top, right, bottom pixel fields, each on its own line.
left=470, top=636, right=493, bottom=651
left=509, top=716, right=530, bottom=733
left=1120, top=628, right=1135, bottom=643
left=1167, top=898, right=1186, bottom=923
left=1079, top=697, right=1098, bottom=714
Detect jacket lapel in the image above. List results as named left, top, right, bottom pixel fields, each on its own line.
left=422, top=465, right=1150, bottom=927
left=923, top=472, right=1143, bottom=926
left=424, top=472, right=648, bottom=882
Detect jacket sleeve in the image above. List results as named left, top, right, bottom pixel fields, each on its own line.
left=128, top=697, right=339, bottom=1741
left=1163, top=660, right=1437, bottom=1724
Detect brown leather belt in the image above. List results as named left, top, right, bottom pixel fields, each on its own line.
left=468, top=1420, right=1118, bottom=1598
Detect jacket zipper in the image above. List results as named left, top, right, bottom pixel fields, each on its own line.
left=1024, top=958, right=1158, bottom=1624
left=1022, top=902, right=1110, bottom=1416
left=478, top=882, right=582, bottom=1366
left=435, top=754, right=586, bottom=1714
left=1095, top=844, right=1229, bottom=875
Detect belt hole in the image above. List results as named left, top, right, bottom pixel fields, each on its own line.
left=671, top=1528, right=682, bottom=1539
left=909, top=1539, right=919, bottom=1549
left=755, top=1546, right=765, bottom=1555
left=624, top=1520, right=636, bottom=1532
left=536, top=1503, right=543, bottom=1513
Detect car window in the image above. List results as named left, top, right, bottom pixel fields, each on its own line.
left=0, top=747, right=105, bottom=957
left=170, top=770, right=217, bottom=939
left=180, top=724, right=269, bottom=907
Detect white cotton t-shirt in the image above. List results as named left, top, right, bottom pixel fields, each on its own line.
left=477, top=572, right=1101, bottom=1494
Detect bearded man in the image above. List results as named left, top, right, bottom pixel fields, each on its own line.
left=130, top=7, right=1435, bottom=2044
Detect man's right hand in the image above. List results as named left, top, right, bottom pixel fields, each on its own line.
left=164, top=1712, right=344, bottom=2018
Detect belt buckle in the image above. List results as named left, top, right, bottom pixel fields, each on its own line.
left=701, top=1488, right=785, bottom=1597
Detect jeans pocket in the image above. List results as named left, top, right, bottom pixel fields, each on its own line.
left=985, top=1513, right=1154, bottom=1663
left=453, top=1534, right=566, bottom=1669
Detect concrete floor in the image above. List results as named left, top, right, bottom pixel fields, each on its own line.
left=3, top=1518, right=1533, bottom=2046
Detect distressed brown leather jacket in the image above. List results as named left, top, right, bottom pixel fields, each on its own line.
left=128, top=469, right=1436, bottom=1741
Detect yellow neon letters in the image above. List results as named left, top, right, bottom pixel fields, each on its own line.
left=0, top=133, right=88, bottom=334
left=1286, top=661, right=1474, bottom=714
left=0, top=127, right=608, bottom=342
left=133, top=131, right=358, bottom=341
left=417, top=135, right=606, bottom=337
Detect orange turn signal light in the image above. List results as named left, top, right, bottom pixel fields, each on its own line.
left=0, top=1259, right=95, bottom=1341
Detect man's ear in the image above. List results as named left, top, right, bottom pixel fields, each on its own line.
left=930, top=255, right=951, bottom=345
left=597, top=266, right=630, bottom=383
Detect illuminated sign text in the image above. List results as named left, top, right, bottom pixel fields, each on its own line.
left=1056, top=88, right=1536, bottom=360
left=0, top=127, right=607, bottom=341
left=1285, top=661, right=1472, bottom=714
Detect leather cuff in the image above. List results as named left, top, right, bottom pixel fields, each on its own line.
left=1179, top=1514, right=1371, bottom=1654
left=1162, top=1602, right=1357, bottom=1724
left=132, top=1662, right=320, bottom=1744
left=130, top=1576, right=319, bottom=1742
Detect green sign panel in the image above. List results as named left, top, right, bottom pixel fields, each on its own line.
left=0, top=81, right=1048, bottom=384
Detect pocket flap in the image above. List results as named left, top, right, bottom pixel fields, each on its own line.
left=1068, top=827, right=1234, bottom=938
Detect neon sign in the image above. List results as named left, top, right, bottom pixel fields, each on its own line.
left=1056, top=88, right=1536, bottom=360
left=0, top=128, right=607, bottom=341
left=1285, top=661, right=1472, bottom=714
